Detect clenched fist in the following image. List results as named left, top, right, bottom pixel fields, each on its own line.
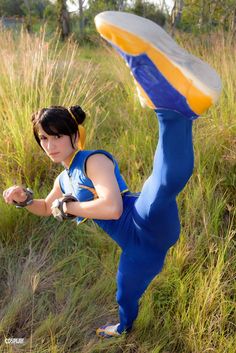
left=3, top=186, right=34, bottom=208
left=3, top=186, right=27, bottom=205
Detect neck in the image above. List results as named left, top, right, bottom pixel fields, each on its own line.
left=62, top=149, right=79, bottom=169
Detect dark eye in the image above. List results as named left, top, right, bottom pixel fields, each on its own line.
left=39, top=136, right=47, bottom=140
left=55, top=134, right=62, bottom=139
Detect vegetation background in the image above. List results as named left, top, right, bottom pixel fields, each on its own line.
left=0, top=0, right=235, bottom=352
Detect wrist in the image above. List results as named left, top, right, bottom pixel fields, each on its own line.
left=14, top=188, right=34, bottom=208
left=64, top=200, right=77, bottom=216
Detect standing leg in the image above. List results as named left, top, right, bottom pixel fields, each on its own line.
left=115, top=248, right=166, bottom=334
left=96, top=248, right=166, bottom=338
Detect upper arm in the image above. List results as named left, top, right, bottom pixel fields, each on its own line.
left=44, top=176, right=63, bottom=215
left=86, top=154, right=123, bottom=208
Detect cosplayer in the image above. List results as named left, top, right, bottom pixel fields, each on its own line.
left=3, top=12, right=221, bottom=338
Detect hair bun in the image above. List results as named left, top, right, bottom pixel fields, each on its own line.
left=70, top=105, right=86, bottom=125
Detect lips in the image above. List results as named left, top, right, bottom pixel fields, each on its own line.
left=49, top=152, right=60, bottom=157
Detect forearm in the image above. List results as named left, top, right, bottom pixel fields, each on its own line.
left=65, top=197, right=123, bottom=221
left=25, top=199, right=50, bottom=217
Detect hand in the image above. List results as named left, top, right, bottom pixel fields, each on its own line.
left=51, top=197, right=64, bottom=220
left=51, top=194, right=77, bottom=221
left=3, top=186, right=27, bottom=205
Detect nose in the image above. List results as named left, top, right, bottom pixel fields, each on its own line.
left=47, top=138, right=56, bottom=152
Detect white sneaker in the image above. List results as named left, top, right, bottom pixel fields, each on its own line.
left=95, top=11, right=222, bottom=118
left=96, top=323, right=121, bottom=338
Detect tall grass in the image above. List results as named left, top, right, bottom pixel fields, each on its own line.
left=0, top=27, right=235, bottom=353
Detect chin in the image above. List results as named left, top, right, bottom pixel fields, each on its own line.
left=49, top=156, right=62, bottom=163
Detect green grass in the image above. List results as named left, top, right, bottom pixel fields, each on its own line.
left=0, top=26, right=235, bottom=353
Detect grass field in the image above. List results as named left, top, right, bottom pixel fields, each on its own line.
left=0, top=27, right=235, bottom=353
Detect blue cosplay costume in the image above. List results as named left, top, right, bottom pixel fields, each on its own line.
left=58, top=110, right=194, bottom=334
left=58, top=11, right=221, bottom=336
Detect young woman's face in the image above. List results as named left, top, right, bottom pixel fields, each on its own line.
left=38, top=125, right=78, bottom=166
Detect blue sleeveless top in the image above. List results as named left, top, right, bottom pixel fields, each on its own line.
left=58, top=149, right=129, bottom=225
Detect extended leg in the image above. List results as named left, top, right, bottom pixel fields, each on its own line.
left=95, top=11, right=221, bottom=249
left=133, top=109, right=194, bottom=248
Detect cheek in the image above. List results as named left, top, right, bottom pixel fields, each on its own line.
left=62, top=138, right=74, bottom=150
left=40, top=141, right=47, bottom=151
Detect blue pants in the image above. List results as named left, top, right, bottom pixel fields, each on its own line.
left=114, top=109, right=194, bottom=333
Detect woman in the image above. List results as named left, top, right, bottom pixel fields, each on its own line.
left=3, top=12, right=221, bottom=338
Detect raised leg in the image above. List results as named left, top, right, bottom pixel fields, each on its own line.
left=133, top=109, right=194, bottom=248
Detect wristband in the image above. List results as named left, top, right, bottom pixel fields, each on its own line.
left=51, top=193, right=77, bottom=222
left=13, top=188, right=34, bottom=209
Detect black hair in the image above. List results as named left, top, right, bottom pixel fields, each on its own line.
left=31, top=105, right=86, bottom=148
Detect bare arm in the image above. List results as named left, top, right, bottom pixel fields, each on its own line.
left=64, top=154, right=123, bottom=220
left=3, top=178, right=63, bottom=217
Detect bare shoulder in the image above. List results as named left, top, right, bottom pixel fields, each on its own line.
left=86, top=153, right=114, bottom=178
